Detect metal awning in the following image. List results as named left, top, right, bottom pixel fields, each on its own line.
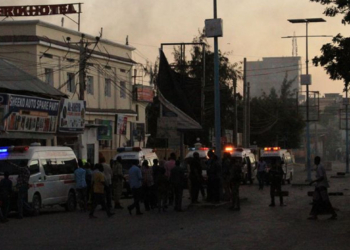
left=158, top=91, right=202, bottom=131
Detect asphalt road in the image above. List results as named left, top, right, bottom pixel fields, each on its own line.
left=1, top=162, right=349, bottom=250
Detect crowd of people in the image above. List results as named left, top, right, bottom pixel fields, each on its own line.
left=0, top=150, right=338, bottom=222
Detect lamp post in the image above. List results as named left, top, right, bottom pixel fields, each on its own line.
left=287, top=18, right=326, bottom=181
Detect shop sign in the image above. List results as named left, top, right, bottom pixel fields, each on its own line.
left=96, top=119, right=112, bottom=140
left=116, top=115, right=127, bottom=135
left=5, top=94, right=59, bottom=133
left=133, top=85, right=154, bottom=102
left=58, top=99, right=86, bottom=133
left=0, top=3, right=80, bottom=17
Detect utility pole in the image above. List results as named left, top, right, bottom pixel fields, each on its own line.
left=233, top=79, right=237, bottom=146
left=79, top=34, right=87, bottom=101
left=243, top=58, right=247, bottom=147
left=247, top=82, right=250, bottom=147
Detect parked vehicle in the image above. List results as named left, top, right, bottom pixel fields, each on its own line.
left=260, top=147, right=294, bottom=184
left=225, top=147, right=257, bottom=184
left=0, top=145, right=78, bottom=214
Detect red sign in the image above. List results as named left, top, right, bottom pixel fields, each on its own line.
left=0, top=4, right=79, bottom=17
left=135, top=86, right=154, bottom=102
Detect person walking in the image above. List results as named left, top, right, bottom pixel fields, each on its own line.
left=170, top=160, right=185, bottom=212
left=89, top=164, right=114, bottom=218
left=229, top=158, right=242, bottom=211
left=308, top=156, right=337, bottom=220
left=75, top=160, right=87, bottom=212
left=189, top=152, right=202, bottom=204
left=207, top=150, right=221, bottom=203
left=16, top=162, right=33, bottom=218
left=156, top=167, right=168, bottom=213
left=127, top=163, right=143, bottom=215
left=141, top=160, right=155, bottom=211
left=222, top=152, right=232, bottom=201
left=0, top=171, right=12, bottom=222
left=112, top=156, right=124, bottom=209
left=256, top=157, right=267, bottom=190
left=269, top=161, right=285, bottom=207
left=164, top=153, right=176, bottom=206
left=100, top=156, right=113, bottom=209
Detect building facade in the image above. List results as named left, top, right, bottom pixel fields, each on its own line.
left=0, top=20, right=149, bottom=163
left=247, top=57, right=302, bottom=98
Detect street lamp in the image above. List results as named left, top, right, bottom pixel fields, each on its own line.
left=287, top=18, right=326, bottom=182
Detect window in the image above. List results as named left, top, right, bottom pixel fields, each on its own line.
left=105, top=78, right=111, bottom=97
left=120, top=81, right=126, bottom=99
left=45, top=68, right=54, bottom=86
left=120, top=69, right=126, bottom=73
left=67, top=73, right=76, bottom=93
left=29, top=160, right=40, bottom=175
left=87, top=76, right=94, bottom=95
left=42, top=158, right=77, bottom=176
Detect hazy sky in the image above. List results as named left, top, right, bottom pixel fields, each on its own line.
left=4, top=0, right=350, bottom=96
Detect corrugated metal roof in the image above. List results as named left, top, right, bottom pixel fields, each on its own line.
left=0, top=59, right=67, bottom=99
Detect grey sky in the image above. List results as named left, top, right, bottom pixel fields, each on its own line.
left=3, top=0, right=350, bottom=95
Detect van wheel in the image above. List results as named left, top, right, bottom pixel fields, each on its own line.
left=65, top=192, right=76, bottom=212
left=32, top=194, right=41, bottom=215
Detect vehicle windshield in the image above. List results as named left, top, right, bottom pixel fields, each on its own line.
left=0, top=159, right=29, bottom=175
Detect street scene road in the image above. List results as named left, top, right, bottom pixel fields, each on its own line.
left=1, top=162, right=349, bottom=250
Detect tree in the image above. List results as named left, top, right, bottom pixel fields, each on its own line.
left=313, top=34, right=350, bottom=90
left=310, top=0, right=350, bottom=25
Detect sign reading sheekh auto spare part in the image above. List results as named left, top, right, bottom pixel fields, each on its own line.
left=58, top=99, right=86, bottom=133
left=0, top=3, right=80, bottom=16
left=4, top=94, right=59, bottom=133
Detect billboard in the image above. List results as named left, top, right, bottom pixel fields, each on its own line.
left=96, top=119, right=113, bottom=140
left=4, top=94, right=59, bottom=133
left=134, top=85, right=154, bottom=102
left=115, top=115, right=127, bottom=135
left=58, top=99, right=86, bottom=133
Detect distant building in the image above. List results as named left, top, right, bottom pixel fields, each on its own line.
left=247, top=57, right=302, bottom=98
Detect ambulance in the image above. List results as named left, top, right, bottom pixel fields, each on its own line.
left=225, top=147, right=257, bottom=184
left=260, top=147, right=294, bottom=184
left=112, top=147, right=158, bottom=197
left=184, top=146, right=211, bottom=181
left=0, top=144, right=78, bottom=214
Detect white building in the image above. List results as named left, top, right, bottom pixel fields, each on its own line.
left=0, top=20, right=150, bottom=163
left=247, top=57, right=302, bottom=98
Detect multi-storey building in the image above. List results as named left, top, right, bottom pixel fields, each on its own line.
left=247, top=57, right=302, bottom=98
left=0, top=20, right=150, bottom=163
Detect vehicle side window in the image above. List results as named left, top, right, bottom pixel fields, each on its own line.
left=43, top=158, right=77, bottom=175
left=29, top=160, right=40, bottom=175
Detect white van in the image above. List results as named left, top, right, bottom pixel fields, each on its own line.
left=0, top=145, right=78, bottom=214
left=260, top=147, right=294, bottom=184
left=112, top=147, right=158, bottom=196
left=226, top=147, right=256, bottom=184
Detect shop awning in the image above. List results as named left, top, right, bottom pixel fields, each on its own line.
left=158, top=91, right=202, bottom=131
left=0, top=59, right=67, bottom=99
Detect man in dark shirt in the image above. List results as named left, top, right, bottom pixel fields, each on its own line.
left=0, top=171, right=12, bottom=222
left=16, top=163, right=32, bottom=218
left=170, top=160, right=185, bottom=212
left=189, top=152, right=202, bottom=204
left=269, top=162, right=285, bottom=207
